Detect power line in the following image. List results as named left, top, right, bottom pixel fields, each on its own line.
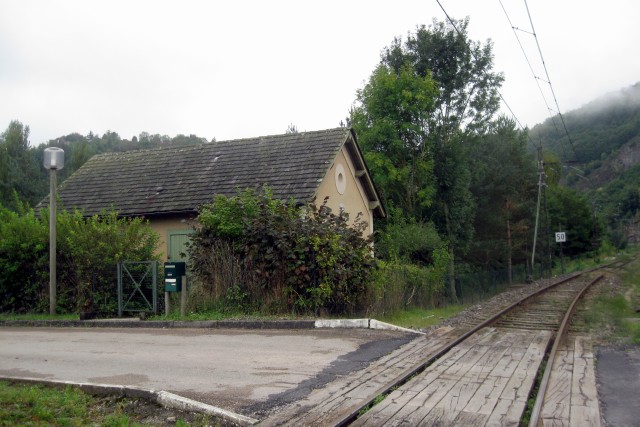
left=523, top=0, right=578, bottom=160
left=498, top=0, right=567, bottom=159
left=434, top=0, right=539, bottom=150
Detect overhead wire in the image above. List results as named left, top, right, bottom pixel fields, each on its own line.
left=433, top=0, right=540, bottom=150
left=523, top=0, right=578, bottom=161
left=497, top=0, right=567, bottom=159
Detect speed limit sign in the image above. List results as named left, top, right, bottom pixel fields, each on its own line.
left=555, top=232, right=566, bottom=243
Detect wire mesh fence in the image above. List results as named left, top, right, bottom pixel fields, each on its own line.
left=447, top=263, right=548, bottom=305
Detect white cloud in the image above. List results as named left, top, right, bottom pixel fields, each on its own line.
left=1, top=0, right=638, bottom=145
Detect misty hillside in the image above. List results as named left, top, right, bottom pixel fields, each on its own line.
left=530, top=82, right=640, bottom=166
left=530, top=82, right=640, bottom=236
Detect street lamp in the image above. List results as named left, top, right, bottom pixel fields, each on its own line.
left=43, top=147, right=64, bottom=315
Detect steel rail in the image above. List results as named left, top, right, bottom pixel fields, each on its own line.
left=527, top=274, right=604, bottom=427
left=340, top=269, right=594, bottom=426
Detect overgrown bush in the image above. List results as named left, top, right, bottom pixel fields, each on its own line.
left=188, top=189, right=374, bottom=315
left=375, top=207, right=444, bottom=264
left=54, top=210, right=160, bottom=314
left=0, top=202, right=48, bottom=312
left=367, top=206, right=451, bottom=313
left=0, top=203, right=159, bottom=314
left=369, top=248, right=450, bottom=315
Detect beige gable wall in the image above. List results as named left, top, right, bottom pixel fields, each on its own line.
left=315, top=147, right=374, bottom=236
left=148, top=216, right=195, bottom=261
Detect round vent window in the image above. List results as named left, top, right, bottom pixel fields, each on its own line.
left=335, top=163, right=347, bottom=194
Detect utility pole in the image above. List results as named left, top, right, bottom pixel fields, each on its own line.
left=530, top=146, right=545, bottom=282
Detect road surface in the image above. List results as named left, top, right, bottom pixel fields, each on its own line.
left=0, top=326, right=413, bottom=415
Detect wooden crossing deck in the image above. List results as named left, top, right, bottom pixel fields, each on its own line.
left=259, top=328, right=602, bottom=426
left=258, top=326, right=457, bottom=426
left=354, top=327, right=551, bottom=427
left=539, top=335, right=601, bottom=427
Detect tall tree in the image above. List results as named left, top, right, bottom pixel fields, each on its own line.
left=468, top=117, right=537, bottom=277
left=379, top=18, right=504, bottom=301
left=0, top=121, right=42, bottom=209
left=351, top=63, right=438, bottom=220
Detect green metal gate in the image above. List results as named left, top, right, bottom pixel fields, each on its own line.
left=117, top=261, right=158, bottom=317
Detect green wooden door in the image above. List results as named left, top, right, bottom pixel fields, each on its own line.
left=168, top=230, right=193, bottom=262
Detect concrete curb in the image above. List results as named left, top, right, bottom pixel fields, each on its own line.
left=314, top=318, right=370, bottom=329
left=0, top=376, right=258, bottom=426
left=315, top=318, right=425, bottom=334
left=156, top=391, right=258, bottom=426
left=0, top=318, right=423, bottom=333
left=369, top=319, right=426, bottom=335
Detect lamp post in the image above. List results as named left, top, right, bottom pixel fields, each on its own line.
left=43, top=147, right=64, bottom=315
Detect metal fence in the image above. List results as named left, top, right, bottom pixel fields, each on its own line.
left=117, top=261, right=158, bottom=317
left=447, top=263, right=548, bottom=305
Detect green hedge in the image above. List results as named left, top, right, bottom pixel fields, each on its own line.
left=0, top=203, right=159, bottom=314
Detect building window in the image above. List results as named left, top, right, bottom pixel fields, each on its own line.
left=335, top=163, right=347, bottom=195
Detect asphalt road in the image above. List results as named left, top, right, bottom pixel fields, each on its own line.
left=0, top=327, right=413, bottom=415
left=596, top=345, right=640, bottom=427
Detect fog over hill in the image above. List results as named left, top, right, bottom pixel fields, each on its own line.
left=530, top=81, right=640, bottom=167
left=530, top=82, right=640, bottom=241
left=578, top=82, right=640, bottom=117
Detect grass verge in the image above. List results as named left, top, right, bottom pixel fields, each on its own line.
left=150, top=309, right=309, bottom=322
left=0, top=381, right=134, bottom=426
left=153, top=306, right=465, bottom=331
left=379, top=305, right=464, bottom=330
left=0, top=381, right=212, bottom=426
left=583, top=255, right=640, bottom=344
left=0, top=313, right=78, bottom=321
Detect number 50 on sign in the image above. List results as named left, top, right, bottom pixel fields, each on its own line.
left=555, top=232, right=566, bottom=243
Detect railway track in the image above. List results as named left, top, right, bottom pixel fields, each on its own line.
left=260, top=262, right=627, bottom=426
left=349, top=272, right=604, bottom=427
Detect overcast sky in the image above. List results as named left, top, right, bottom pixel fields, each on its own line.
left=1, top=0, right=638, bottom=146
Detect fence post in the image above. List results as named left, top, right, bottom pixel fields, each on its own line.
left=152, top=261, right=157, bottom=314
left=117, top=262, right=122, bottom=318
left=180, top=275, right=187, bottom=317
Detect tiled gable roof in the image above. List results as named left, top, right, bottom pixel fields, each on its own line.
left=52, top=127, right=357, bottom=217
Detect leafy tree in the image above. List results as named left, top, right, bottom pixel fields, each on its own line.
left=0, top=121, right=43, bottom=209
left=546, top=186, right=598, bottom=256
left=353, top=18, right=504, bottom=302
left=55, top=209, right=160, bottom=313
left=382, top=18, right=504, bottom=136
left=350, top=63, right=438, bottom=219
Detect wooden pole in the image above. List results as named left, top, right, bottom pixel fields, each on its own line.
left=180, top=276, right=187, bottom=317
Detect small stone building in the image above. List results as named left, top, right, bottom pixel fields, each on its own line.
left=50, top=127, right=385, bottom=260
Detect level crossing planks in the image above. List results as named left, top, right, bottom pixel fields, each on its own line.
left=540, top=335, right=600, bottom=427
left=354, top=327, right=551, bottom=427
left=258, top=326, right=457, bottom=426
